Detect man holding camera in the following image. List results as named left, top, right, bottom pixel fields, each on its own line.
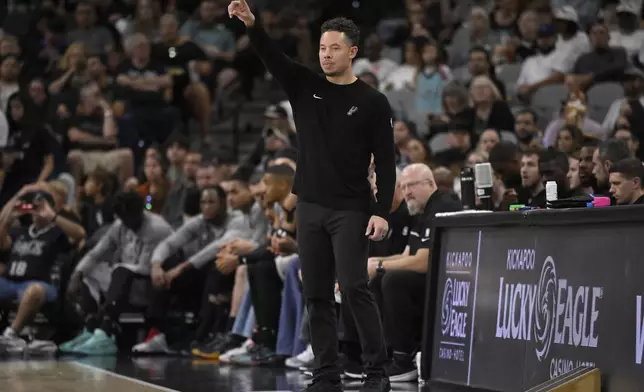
left=0, top=184, right=85, bottom=353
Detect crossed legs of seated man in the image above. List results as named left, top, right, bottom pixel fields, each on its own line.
left=133, top=258, right=234, bottom=354
left=0, top=277, right=58, bottom=352
left=225, top=256, right=286, bottom=366
left=60, top=266, right=147, bottom=355
left=191, top=264, right=250, bottom=359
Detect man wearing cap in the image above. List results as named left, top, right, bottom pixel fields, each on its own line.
left=241, top=104, right=295, bottom=175
left=516, top=23, right=564, bottom=100
left=552, top=6, right=591, bottom=72
left=567, top=21, right=628, bottom=91
left=610, top=3, right=644, bottom=58
left=551, top=0, right=599, bottom=31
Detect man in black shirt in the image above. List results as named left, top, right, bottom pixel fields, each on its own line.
left=593, top=139, right=631, bottom=195
left=116, top=33, right=180, bottom=156
left=0, top=188, right=85, bottom=353
left=229, top=2, right=396, bottom=391
left=66, top=82, right=134, bottom=184
left=608, top=158, right=644, bottom=205
left=577, top=142, right=599, bottom=195
left=518, top=148, right=546, bottom=207
left=367, top=164, right=462, bottom=382
left=154, top=14, right=213, bottom=140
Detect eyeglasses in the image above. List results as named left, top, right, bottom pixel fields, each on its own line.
left=400, top=179, right=432, bottom=191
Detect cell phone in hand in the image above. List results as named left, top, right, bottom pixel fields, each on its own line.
left=15, top=203, right=34, bottom=213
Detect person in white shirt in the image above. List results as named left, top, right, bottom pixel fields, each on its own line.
left=352, top=33, right=398, bottom=84
left=553, top=6, right=591, bottom=71
left=380, top=39, right=420, bottom=92
left=516, top=24, right=563, bottom=101
left=610, top=4, right=644, bottom=58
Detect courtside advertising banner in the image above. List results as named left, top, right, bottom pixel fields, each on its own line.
left=429, top=222, right=644, bottom=391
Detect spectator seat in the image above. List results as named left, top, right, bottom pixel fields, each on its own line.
left=587, top=82, right=625, bottom=123
left=530, top=84, right=569, bottom=129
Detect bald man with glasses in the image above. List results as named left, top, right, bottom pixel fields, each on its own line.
left=366, top=163, right=462, bottom=382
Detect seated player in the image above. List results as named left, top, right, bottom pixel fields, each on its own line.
left=0, top=187, right=85, bottom=353
left=190, top=172, right=270, bottom=359
left=132, top=186, right=253, bottom=354
left=60, top=192, right=173, bottom=355
left=367, top=164, right=462, bottom=381
left=217, top=164, right=297, bottom=365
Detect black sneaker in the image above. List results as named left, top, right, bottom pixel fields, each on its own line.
left=192, top=334, right=227, bottom=359
left=387, top=353, right=418, bottom=382
left=301, top=378, right=343, bottom=392
left=361, top=373, right=391, bottom=392
left=169, top=338, right=199, bottom=357
left=343, top=358, right=364, bottom=380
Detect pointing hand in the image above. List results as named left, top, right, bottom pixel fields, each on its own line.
left=228, top=0, right=255, bottom=27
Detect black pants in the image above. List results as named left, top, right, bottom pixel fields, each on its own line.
left=145, top=260, right=234, bottom=342
left=340, top=272, right=387, bottom=362
left=195, top=265, right=236, bottom=339
left=88, top=266, right=145, bottom=333
left=247, top=258, right=283, bottom=350
left=297, top=201, right=387, bottom=380
left=379, top=270, right=426, bottom=354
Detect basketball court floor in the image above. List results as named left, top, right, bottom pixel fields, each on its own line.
left=0, top=357, right=431, bottom=391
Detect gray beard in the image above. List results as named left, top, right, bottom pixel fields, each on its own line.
left=408, top=203, right=423, bottom=216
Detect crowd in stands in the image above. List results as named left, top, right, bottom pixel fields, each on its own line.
left=1, top=0, right=644, bottom=386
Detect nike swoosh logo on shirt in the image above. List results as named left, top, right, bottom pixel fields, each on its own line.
left=421, top=238, right=430, bottom=242
left=313, top=94, right=323, bottom=99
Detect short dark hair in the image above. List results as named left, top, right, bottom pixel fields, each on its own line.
left=521, top=146, right=542, bottom=158
left=613, top=126, right=638, bottom=141
left=266, top=164, right=295, bottom=177
left=516, top=108, right=538, bottom=123
left=609, top=158, right=644, bottom=188
left=114, top=191, right=144, bottom=218
left=86, top=167, right=112, bottom=196
left=582, top=139, right=601, bottom=149
left=489, top=141, right=520, bottom=172
left=321, top=17, right=360, bottom=46
left=598, top=139, right=631, bottom=163
left=539, top=147, right=569, bottom=173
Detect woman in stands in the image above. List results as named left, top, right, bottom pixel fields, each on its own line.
left=403, top=138, right=432, bottom=167
left=135, top=153, right=169, bottom=214
left=555, top=125, right=584, bottom=155
left=469, top=75, right=515, bottom=135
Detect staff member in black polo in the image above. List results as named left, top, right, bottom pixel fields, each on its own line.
left=608, top=157, right=644, bottom=205
left=367, top=163, right=462, bottom=382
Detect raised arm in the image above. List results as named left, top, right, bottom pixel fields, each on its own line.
left=228, top=0, right=311, bottom=96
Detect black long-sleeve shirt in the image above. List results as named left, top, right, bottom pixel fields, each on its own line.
left=247, top=25, right=396, bottom=218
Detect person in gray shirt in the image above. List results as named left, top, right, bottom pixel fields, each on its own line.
left=61, top=192, right=173, bottom=355
left=226, top=171, right=270, bottom=246
left=132, top=186, right=254, bottom=354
